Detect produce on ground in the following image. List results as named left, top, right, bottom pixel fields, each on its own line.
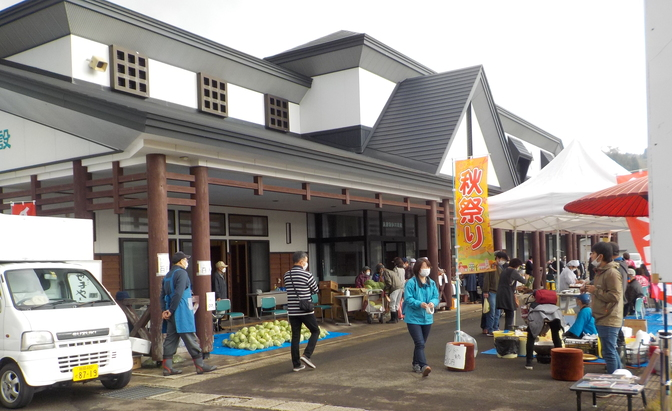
left=222, top=320, right=329, bottom=350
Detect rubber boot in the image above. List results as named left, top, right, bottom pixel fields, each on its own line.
left=162, top=359, right=183, bottom=376
left=387, top=311, right=397, bottom=323
left=193, top=357, right=217, bottom=374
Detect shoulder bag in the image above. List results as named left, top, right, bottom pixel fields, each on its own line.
left=288, top=269, right=314, bottom=313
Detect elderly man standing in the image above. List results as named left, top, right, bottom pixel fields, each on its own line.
left=161, top=251, right=217, bottom=376
left=212, top=261, right=228, bottom=301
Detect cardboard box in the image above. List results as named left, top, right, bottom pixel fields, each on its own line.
left=624, top=319, right=647, bottom=335
left=132, top=356, right=142, bottom=370
left=652, top=273, right=660, bottom=284
left=319, top=281, right=339, bottom=291
left=319, top=289, right=341, bottom=305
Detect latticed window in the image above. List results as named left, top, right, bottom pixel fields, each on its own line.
left=109, top=45, right=149, bottom=98
left=264, top=94, right=289, bottom=132
left=197, top=73, right=227, bottom=117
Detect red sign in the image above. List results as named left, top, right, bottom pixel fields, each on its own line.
left=11, top=203, right=36, bottom=216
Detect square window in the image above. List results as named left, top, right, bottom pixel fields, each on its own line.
left=264, top=94, right=289, bottom=132
left=110, top=45, right=149, bottom=98
left=197, top=72, right=227, bottom=118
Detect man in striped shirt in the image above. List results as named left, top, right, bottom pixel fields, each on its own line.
left=284, top=251, right=320, bottom=372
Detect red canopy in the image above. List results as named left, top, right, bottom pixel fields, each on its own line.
left=563, top=176, right=648, bottom=217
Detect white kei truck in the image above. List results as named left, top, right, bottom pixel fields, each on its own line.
left=0, top=214, right=133, bottom=408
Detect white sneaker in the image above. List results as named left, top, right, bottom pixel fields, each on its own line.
left=293, top=364, right=305, bottom=372
left=300, top=356, right=316, bottom=369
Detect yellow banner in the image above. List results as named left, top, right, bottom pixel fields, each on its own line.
left=454, top=156, right=495, bottom=274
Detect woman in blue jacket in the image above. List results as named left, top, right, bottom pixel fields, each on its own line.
left=403, top=257, right=439, bottom=377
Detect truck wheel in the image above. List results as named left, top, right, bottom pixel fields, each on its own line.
left=100, top=370, right=132, bottom=390
left=0, top=363, right=34, bottom=409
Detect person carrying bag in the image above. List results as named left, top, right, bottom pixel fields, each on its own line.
left=283, top=251, right=320, bottom=372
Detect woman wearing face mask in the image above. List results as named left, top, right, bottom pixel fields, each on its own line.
left=402, top=257, right=439, bottom=377
left=355, top=266, right=371, bottom=288
left=582, top=242, right=624, bottom=373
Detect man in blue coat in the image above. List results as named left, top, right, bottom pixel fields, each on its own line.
left=161, top=251, right=216, bottom=376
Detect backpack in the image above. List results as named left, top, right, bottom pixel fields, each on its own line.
left=533, top=289, right=557, bottom=305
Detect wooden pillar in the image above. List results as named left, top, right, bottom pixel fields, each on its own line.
left=190, top=166, right=213, bottom=353
left=426, top=200, right=439, bottom=284
left=493, top=228, right=503, bottom=252
left=539, top=232, right=547, bottom=287
left=147, top=154, right=169, bottom=361
left=532, top=231, right=541, bottom=289
left=440, top=199, right=452, bottom=302
left=72, top=160, right=92, bottom=220
left=30, top=175, right=41, bottom=215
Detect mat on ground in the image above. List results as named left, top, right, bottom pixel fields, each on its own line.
left=211, top=331, right=349, bottom=356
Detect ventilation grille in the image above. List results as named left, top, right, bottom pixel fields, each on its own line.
left=265, top=94, right=289, bottom=132
left=110, top=45, right=149, bottom=98
left=58, top=338, right=106, bottom=349
left=58, top=351, right=109, bottom=373
left=198, top=73, right=227, bottom=117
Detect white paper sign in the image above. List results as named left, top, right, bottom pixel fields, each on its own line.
left=444, top=343, right=467, bottom=369
left=206, top=291, right=216, bottom=311
left=157, top=253, right=170, bottom=276
left=197, top=260, right=212, bottom=276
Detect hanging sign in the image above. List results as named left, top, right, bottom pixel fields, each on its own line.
left=454, top=156, right=495, bottom=274
left=11, top=202, right=35, bottom=216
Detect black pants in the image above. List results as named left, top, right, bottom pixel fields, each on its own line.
left=289, top=314, right=320, bottom=368
left=526, top=319, right=563, bottom=363
left=503, top=309, right=515, bottom=331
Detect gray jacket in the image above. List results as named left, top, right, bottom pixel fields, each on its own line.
left=527, top=304, right=566, bottom=338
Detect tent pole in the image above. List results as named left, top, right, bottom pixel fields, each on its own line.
left=513, top=229, right=518, bottom=259
left=556, top=229, right=561, bottom=280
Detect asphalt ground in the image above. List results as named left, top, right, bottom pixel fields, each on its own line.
left=24, top=304, right=658, bottom=410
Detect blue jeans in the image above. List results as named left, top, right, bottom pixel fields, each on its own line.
left=407, top=323, right=432, bottom=368
left=596, top=325, right=622, bottom=373
left=484, top=292, right=500, bottom=332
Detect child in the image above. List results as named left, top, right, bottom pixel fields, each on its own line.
left=565, top=294, right=597, bottom=338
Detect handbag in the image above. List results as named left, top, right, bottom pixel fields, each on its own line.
left=288, top=269, right=314, bottom=312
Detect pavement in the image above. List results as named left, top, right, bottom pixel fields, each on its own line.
left=26, top=304, right=662, bottom=410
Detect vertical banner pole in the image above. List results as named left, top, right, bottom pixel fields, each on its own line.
left=452, top=158, right=461, bottom=339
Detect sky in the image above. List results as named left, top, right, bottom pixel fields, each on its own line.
left=0, top=0, right=649, bottom=154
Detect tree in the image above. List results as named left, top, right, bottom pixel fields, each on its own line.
left=602, top=147, right=646, bottom=172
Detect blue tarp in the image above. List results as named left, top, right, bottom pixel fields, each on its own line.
left=211, top=331, right=349, bottom=357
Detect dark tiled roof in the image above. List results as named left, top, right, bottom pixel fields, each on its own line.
left=364, top=66, right=482, bottom=167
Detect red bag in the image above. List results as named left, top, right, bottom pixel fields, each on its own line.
left=533, top=289, right=557, bottom=305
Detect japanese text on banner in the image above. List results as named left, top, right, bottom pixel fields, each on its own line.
left=455, top=156, right=495, bottom=274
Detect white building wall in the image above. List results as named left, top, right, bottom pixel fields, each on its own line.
left=6, top=36, right=72, bottom=77
left=93, top=206, right=307, bottom=255
left=227, top=84, right=265, bottom=126
left=645, top=0, right=672, bottom=277
left=148, top=59, right=198, bottom=108
left=358, top=68, right=396, bottom=127
left=299, top=68, right=362, bottom=133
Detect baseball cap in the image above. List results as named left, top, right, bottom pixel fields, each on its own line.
left=171, top=251, right=191, bottom=264
left=576, top=294, right=591, bottom=305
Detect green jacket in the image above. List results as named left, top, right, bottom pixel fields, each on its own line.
left=482, top=263, right=502, bottom=293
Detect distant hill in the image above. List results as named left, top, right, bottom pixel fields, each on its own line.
left=603, top=147, right=647, bottom=172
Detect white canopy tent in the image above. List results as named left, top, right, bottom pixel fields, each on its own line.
left=488, top=139, right=629, bottom=234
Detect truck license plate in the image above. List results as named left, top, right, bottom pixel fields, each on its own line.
left=72, top=364, right=98, bottom=381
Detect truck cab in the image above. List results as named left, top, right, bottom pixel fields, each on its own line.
left=0, top=215, right=132, bottom=408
